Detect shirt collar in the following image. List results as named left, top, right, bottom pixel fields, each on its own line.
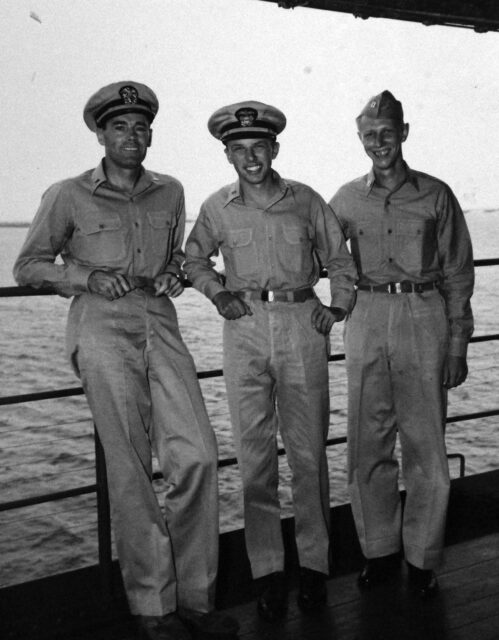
left=90, top=159, right=159, bottom=195
left=222, top=170, right=289, bottom=208
left=364, top=162, right=419, bottom=194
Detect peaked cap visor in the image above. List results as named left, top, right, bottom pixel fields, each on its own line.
left=208, top=100, right=286, bottom=142
left=83, top=81, right=159, bottom=131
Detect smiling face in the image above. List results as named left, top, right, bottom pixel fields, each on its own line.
left=357, top=116, right=409, bottom=174
left=96, top=112, right=152, bottom=170
left=224, top=137, right=279, bottom=186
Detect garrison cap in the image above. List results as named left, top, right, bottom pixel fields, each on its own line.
left=356, top=90, right=404, bottom=124
left=83, top=81, right=159, bottom=131
left=208, top=100, right=286, bottom=143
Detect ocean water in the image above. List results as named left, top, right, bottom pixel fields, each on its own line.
left=0, top=211, right=498, bottom=587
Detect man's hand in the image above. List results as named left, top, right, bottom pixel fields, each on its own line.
left=213, top=291, right=253, bottom=320
left=154, top=273, right=184, bottom=298
left=312, top=305, right=346, bottom=335
left=88, top=270, right=133, bottom=300
left=443, top=355, right=468, bottom=389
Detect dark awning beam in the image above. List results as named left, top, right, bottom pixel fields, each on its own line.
left=261, top=1, right=499, bottom=33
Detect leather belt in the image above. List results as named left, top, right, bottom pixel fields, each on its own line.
left=235, top=287, right=315, bottom=303
left=131, top=276, right=156, bottom=290
left=357, top=281, right=438, bottom=294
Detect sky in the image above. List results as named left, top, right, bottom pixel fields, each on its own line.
left=1, top=0, right=499, bottom=223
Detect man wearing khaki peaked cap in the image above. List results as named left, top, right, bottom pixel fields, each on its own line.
left=330, top=90, right=474, bottom=599
left=14, top=81, right=238, bottom=640
left=185, top=101, right=357, bottom=621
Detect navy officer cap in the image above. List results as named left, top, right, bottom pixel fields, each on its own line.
left=208, top=100, right=286, bottom=143
left=356, top=90, right=404, bottom=124
left=83, top=81, right=159, bottom=131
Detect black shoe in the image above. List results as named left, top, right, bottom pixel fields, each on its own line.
left=407, top=563, right=439, bottom=599
left=357, top=554, right=400, bottom=589
left=136, top=613, right=192, bottom=640
left=297, top=567, right=328, bottom=611
left=177, top=608, right=240, bottom=638
left=256, top=571, right=287, bottom=621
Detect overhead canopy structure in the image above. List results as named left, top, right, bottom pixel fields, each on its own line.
left=259, top=1, right=499, bottom=32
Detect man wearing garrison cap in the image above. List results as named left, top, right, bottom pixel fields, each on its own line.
left=14, top=82, right=237, bottom=640
left=184, top=101, right=357, bottom=620
left=330, top=90, right=474, bottom=598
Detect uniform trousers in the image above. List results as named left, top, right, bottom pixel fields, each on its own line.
left=67, top=290, right=219, bottom=616
left=344, top=289, right=450, bottom=569
left=223, top=298, right=331, bottom=578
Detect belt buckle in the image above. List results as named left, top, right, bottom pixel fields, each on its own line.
left=392, top=282, right=402, bottom=294
left=267, top=290, right=275, bottom=302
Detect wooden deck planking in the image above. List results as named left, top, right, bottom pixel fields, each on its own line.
left=2, top=468, right=498, bottom=640
left=231, top=533, right=499, bottom=640
left=1, top=533, right=498, bottom=639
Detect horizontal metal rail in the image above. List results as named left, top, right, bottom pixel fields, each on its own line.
left=1, top=265, right=498, bottom=595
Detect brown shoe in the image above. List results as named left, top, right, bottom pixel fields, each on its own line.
left=136, top=613, right=192, bottom=640
left=177, top=608, right=240, bottom=637
left=407, top=563, right=439, bottom=600
left=256, top=571, right=287, bottom=621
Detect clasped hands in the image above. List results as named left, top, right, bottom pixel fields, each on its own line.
left=88, top=270, right=183, bottom=300
left=213, top=291, right=345, bottom=334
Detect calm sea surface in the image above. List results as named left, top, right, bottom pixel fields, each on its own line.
left=1, top=211, right=498, bottom=586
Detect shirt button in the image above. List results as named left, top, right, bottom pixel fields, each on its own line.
left=389, top=257, right=393, bottom=262
left=134, top=222, right=139, bottom=228
left=388, top=229, right=392, bottom=234
left=137, top=248, right=142, bottom=253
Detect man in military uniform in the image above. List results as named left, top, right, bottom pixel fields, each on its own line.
left=184, top=101, right=357, bottom=620
left=330, top=90, right=474, bottom=598
left=14, top=82, right=237, bottom=640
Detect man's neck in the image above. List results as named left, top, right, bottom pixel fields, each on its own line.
left=373, top=160, right=407, bottom=192
left=104, top=161, right=143, bottom=194
left=239, top=173, right=281, bottom=209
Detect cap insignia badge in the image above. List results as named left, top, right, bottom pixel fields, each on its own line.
left=235, top=107, right=257, bottom=127
left=119, top=85, right=139, bottom=104
left=370, top=100, right=377, bottom=108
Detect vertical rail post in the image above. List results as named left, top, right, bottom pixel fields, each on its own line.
left=94, top=425, right=113, bottom=602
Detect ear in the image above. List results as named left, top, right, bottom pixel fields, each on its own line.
left=148, top=128, right=153, bottom=148
left=272, top=141, right=280, bottom=160
left=224, top=146, right=234, bottom=166
left=401, top=122, right=409, bottom=142
left=96, top=128, right=106, bottom=147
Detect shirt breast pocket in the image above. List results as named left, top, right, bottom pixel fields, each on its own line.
left=280, top=224, right=309, bottom=273
left=146, top=211, right=173, bottom=258
left=395, top=219, right=435, bottom=271
left=351, top=221, right=382, bottom=273
left=76, top=212, right=126, bottom=264
left=226, top=228, right=258, bottom=277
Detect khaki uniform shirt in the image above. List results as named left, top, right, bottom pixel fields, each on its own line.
left=14, top=160, right=185, bottom=296
left=184, top=172, right=357, bottom=312
left=329, top=165, right=474, bottom=357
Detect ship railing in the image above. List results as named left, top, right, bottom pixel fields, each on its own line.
left=1, top=257, right=498, bottom=598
